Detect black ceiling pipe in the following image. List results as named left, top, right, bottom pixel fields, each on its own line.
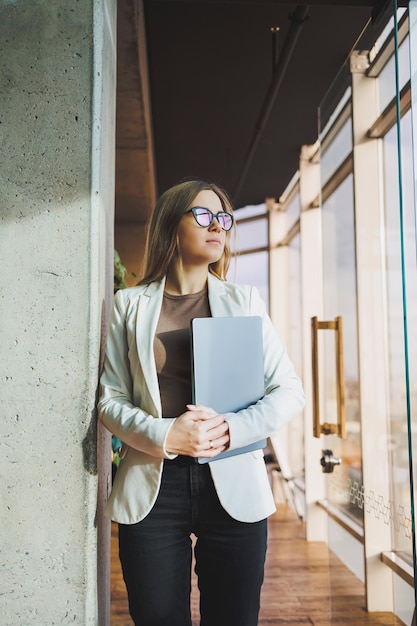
left=232, top=4, right=310, bottom=205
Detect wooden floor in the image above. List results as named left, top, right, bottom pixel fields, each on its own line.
left=110, top=504, right=405, bottom=626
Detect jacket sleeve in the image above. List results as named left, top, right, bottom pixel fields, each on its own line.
left=224, top=286, right=306, bottom=451
left=97, top=289, right=176, bottom=459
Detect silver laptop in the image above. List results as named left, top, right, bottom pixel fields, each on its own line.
left=189, top=316, right=267, bottom=463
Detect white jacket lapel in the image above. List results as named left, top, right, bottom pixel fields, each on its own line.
left=207, top=273, right=236, bottom=317
left=135, top=279, right=165, bottom=416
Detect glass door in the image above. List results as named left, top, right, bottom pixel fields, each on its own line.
left=315, top=3, right=417, bottom=622
left=315, top=151, right=366, bottom=619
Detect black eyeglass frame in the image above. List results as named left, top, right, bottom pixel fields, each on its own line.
left=184, top=206, right=234, bottom=231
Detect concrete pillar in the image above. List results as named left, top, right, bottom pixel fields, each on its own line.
left=1, top=1, right=116, bottom=623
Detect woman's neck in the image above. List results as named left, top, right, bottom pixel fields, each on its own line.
left=165, top=266, right=208, bottom=296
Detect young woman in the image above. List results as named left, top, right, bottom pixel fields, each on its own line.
left=98, top=179, right=305, bottom=626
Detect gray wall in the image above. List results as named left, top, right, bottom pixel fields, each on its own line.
left=1, top=1, right=116, bottom=623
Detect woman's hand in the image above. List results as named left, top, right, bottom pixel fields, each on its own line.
left=165, top=404, right=230, bottom=458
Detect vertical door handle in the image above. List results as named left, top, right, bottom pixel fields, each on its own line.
left=311, top=316, right=346, bottom=439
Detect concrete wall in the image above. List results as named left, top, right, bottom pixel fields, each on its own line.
left=1, top=1, right=116, bottom=623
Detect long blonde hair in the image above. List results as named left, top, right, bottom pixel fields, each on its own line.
left=138, top=179, right=234, bottom=285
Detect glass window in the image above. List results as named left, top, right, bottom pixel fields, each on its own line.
left=228, top=250, right=269, bottom=310
left=378, top=35, right=410, bottom=113
left=229, top=204, right=269, bottom=308
left=287, top=233, right=303, bottom=375
left=286, top=232, right=304, bottom=477
left=320, top=117, right=352, bottom=187
left=232, top=216, right=268, bottom=253
left=234, top=203, right=266, bottom=219
left=382, top=109, right=417, bottom=557
left=322, top=173, right=363, bottom=524
left=285, top=190, right=301, bottom=234
left=371, top=7, right=407, bottom=56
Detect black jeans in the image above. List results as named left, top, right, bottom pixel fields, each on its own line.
left=118, top=457, right=267, bottom=626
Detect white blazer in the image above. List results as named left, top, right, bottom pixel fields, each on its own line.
left=98, top=273, right=305, bottom=524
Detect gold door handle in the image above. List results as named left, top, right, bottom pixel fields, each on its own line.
left=311, top=316, right=346, bottom=439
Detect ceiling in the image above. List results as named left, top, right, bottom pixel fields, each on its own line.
left=115, top=0, right=400, bottom=227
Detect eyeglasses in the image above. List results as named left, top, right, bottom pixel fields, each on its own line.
left=185, top=207, right=234, bottom=232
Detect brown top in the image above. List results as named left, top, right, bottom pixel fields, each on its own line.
left=154, top=286, right=211, bottom=417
